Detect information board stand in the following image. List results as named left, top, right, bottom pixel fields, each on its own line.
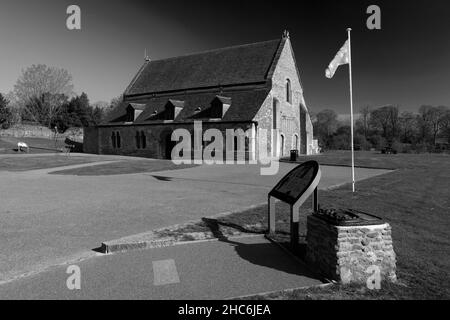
left=268, top=161, right=321, bottom=247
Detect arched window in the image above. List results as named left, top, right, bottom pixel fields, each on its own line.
left=140, top=131, right=146, bottom=149
left=280, top=134, right=285, bottom=156
left=135, top=131, right=141, bottom=149
left=111, top=132, right=116, bottom=148
left=286, top=79, right=292, bottom=103
left=293, top=134, right=299, bottom=150
left=116, top=132, right=121, bottom=149
left=272, top=98, right=279, bottom=129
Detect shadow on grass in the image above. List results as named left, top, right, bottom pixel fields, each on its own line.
left=151, top=175, right=173, bottom=181
left=50, top=160, right=198, bottom=176
left=91, top=246, right=104, bottom=253
left=201, top=217, right=264, bottom=236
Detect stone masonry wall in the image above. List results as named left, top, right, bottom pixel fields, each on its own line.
left=83, top=126, right=99, bottom=154
left=93, top=122, right=255, bottom=160
left=254, top=37, right=313, bottom=157
left=306, top=215, right=397, bottom=284
left=1, top=124, right=83, bottom=140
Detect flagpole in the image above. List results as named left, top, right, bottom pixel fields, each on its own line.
left=347, top=28, right=355, bottom=193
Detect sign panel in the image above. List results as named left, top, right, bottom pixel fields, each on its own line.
left=269, top=161, right=320, bottom=205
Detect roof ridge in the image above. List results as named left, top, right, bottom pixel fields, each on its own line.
left=149, top=39, right=281, bottom=63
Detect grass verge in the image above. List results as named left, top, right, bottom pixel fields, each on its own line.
left=136, top=151, right=449, bottom=299
left=0, top=137, right=65, bottom=154
left=50, top=159, right=198, bottom=175
left=0, top=155, right=104, bottom=171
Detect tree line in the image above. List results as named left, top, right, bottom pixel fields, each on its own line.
left=0, top=64, right=121, bottom=132
left=313, top=104, right=450, bottom=153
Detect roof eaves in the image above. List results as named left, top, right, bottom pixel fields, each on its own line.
left=124, top=81, right=269, bottom=99
left=265, top=38, right=285, bottom=80
left=123, top=60, right=151, bottom=96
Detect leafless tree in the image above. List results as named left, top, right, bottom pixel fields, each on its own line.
left=418, top=105, right=448, bottom=145
left=25, top=93, right=68, bottom=127
left=370, top=105, right=398, bottom=139
left=359, top=105, right=371, bottom=138
left=439, top=109, right=450, bottom=143
left=14, top=64, right=74, bottom=109
left=316, top=109, right=338, bottom=137
left=398, top=111, right=416, bottom=143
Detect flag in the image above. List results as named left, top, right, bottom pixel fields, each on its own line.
left=325, top=40, right=350, bottom=79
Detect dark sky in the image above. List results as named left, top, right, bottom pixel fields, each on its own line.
left=1, top=0, right=449, bottom=115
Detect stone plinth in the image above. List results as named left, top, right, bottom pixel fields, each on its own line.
left=306, top=214, right=396, bottom=284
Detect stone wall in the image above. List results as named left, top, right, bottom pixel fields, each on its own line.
left=90, top=121, right=256, bottom=160
left=306, top=215, right=397, bottom=284
left=254, top=37, right=314, bottom=157
left=83, top=127, right=99, bottom=154
left=0, top=124, right=55, bottom=139
left=1, top=124, right=84, bottom=141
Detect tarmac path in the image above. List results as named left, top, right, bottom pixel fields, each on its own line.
left=0, top=235, right=323, bottom=299
left=0, top=155, right=391, bottom=286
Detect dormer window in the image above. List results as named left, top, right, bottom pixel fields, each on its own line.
left=165, top=100, right=184, bottom=120
left=286, top=79, right=292, bottom=103
left=211, top=96, right=231, bottom=118
left=126, top=103, right=146, bottom=122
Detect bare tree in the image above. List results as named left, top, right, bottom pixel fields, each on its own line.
left=359, top=105, right=371, bottom=138
left=25, top=93, right=68, bottom=127
left=370, top=106, right=392, bottom=138
left=389, top=105, right=400, bottom=138
left=398, top=111, right=416, bottom=143
left=316, top=109, right=338, bottom=137
left=439, top=108, right=450, bottom=143
left=418, top=105, right=447, bottom=145
left=14, top=64, right=74, bottom=108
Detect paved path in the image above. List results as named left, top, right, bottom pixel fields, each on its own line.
left=0, top=156, right=391, bottom=284
left=0, top=235, right=322, bottom=299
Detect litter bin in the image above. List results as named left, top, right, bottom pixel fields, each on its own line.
left=290, top=149, right=298, bottom=161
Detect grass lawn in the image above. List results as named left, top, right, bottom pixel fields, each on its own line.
left=0, top=137, right=65, bottom=154
left=0, top=155, right=105, bottom=172
left=247, top=151, right=450, bottom=299
left=281, top=150, right=449, bottom=170
left=49, top=159, right=198, bottom=175
left=163, top=151, right=449, bottom=299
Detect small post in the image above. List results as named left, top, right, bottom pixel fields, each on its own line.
left=290, top=203, right=300, bottom=247
left=347, top=27, right=355, bottom=193
left=313, top=188, right=319, bottom=212
left=268, top=195, right=276, bottom=234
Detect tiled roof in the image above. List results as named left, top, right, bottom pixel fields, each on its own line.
left=124, top=39, right=282, bottom=96
left=103, top=37, right=291, bottom=125
left=167, top=99, right=185, bottom=108
left=129, top=103, right=146, bottom=110
left=104, top=88, right=270, bottom=124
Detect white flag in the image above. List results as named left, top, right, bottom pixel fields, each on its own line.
left=325, top=40, right=350, bottom=79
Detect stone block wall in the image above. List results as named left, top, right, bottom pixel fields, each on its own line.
left=83, top=127, right=99, bottom=154
left=254, top=37, right=314, bottom=157
left=0, top=124, right=55, bottom=138
left=93, top=121, right=256, bottom=160
left=306, top=215, right=397, bottom=284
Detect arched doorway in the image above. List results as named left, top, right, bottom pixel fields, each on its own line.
left=293, top=134, right=299, bottom=150
left=300, top=104, right=307, bottom=154
left=161, top=130, right=176, bottom=160
left=273, top=98, right=280, bottom=157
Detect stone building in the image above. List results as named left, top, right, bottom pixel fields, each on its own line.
left=84, top=31, right=314, bottom=160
